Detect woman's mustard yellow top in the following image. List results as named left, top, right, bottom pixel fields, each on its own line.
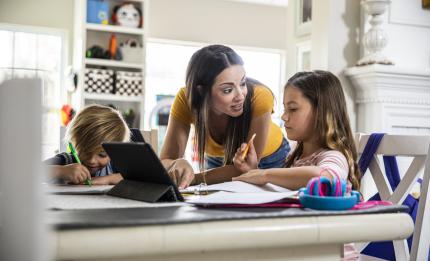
left=170, top=85, right=283, bottom=158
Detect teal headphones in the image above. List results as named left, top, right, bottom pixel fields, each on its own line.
left=299, top=170, right=360, bottom=210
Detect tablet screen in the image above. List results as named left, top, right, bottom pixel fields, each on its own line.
left=102, top=142, right=183, bottom=201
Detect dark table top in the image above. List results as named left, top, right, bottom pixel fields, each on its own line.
left=47, top=204, right=409, bottom=230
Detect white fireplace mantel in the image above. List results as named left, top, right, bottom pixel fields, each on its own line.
left=345, top=65, right=430, bottom=134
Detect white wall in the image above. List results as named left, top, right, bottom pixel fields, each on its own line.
left=308, top=0, right=430, bottom=72
left=286, top=0, right=360, bottom=131
left=287, top=0, right=430, bottom=131
left=368, top=0, right=430, bottom=69
left=148, top=0, right=287, bottom=50
left=313, top=0, right=361, bottom=131
left=285, top=0, right=311, bottom=79
left=0, top=0, right=74, bottom=65
left=0, top=0, right=287, bottom=65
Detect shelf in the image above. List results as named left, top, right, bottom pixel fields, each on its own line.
left=86, top=23, right=144, bottom=35
left=84, top=93, right=143, bottom=102
left=85, top=58, right=142, bottom=69
left=76, top=0, right=146, bottom=129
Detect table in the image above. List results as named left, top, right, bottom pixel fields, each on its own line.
left=47, top=197, right=414, bottom=261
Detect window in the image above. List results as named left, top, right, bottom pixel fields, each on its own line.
left=145, top=41, right=199, bottom=128
left=145, top=40, right=285, bottom=127
left=236, top=48, right=285, bottom=122
left=0, top=24, right=66, bottom=159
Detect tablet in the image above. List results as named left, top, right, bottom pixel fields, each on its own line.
left=102, top=142, right=184, bottom=202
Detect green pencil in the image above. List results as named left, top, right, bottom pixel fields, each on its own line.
left=68, top=142, right=92, bottom=186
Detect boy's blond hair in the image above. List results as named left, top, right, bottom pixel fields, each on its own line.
left=65, top=104, right=130, bottom=161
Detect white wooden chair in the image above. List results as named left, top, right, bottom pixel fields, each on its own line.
left=356, top=134, right=430, bottom=261
left=140, top=129, right=158, bottom=154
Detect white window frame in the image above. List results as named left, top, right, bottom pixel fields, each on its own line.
left=0, top=23, right=68, bottom=157
left=0, top=23, right=68, bottom=105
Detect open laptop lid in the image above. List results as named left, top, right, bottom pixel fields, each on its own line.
left=102, top=142, right=184, bottom=202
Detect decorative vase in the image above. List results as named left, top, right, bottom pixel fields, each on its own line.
left=357, top=0, right=394, bottom=66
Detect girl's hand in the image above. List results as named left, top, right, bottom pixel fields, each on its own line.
left=167, top=158, right=195, bottom=189
left=232, top=169, right=268, bottom=186
left=233, top=140, right=258, bottom=173
left=91, top=174, right=123, bottom=185
left=59, top=164, right=91, bottom=184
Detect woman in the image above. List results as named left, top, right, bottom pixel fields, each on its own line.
left=160, top=44, right=289, bottom=189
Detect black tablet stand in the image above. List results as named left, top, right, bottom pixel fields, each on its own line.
left=107, top=179, right=179, bottom=203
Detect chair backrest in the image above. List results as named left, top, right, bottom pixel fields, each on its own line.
left=140, top=129, right=158, bottom=154
left=356, top=134, right=430, bottom=261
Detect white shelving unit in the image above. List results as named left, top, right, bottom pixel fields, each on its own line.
left=73, top=0, right=148, bottom=129
left=84, top=58, right=142, bottom=69
left=83, top=92, right=143, bottom=102
left=86, top=23, right=144, bottom=35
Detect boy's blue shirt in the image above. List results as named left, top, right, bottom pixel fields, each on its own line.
left=94, top=162, right=114, bottom=177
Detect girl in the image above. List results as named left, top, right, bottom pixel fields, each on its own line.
left=160, top=44, right=290, bottom=189
left=45, top=104, right=131, bottom=185
left=233, top=70, right=361, bottom=191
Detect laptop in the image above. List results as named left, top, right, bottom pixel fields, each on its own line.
left=102, top=142, right=184, bottom=202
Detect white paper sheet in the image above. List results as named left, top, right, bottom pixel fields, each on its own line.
left=180, top=181, right=291, bottom=194
left=186, top=191, right=298, bottom=205
left=47, top=194, right=186, bottom=210
left=44, top=184, right=114, bottom=195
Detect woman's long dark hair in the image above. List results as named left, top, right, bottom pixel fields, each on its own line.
left=185, top=45, right=255, bottom=171
left=284, top=70, right=361, bottom=190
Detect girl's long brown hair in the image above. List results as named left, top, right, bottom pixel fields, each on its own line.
left=284, top=71, right=360, bottom=190
left=185, top=45, right=256, bottom=171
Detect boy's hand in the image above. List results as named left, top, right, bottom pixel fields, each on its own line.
left=233, top=140, right=258, bottom=173
left=91, top=174, right=123, bottom=185
left=59, top=164, right=91, bottom=184
left=232, top=169, right=268, bottom=186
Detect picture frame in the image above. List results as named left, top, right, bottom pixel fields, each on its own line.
left=296, top=41, right=311, bottom=71
left=295, top=0, right=312, bottom=36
